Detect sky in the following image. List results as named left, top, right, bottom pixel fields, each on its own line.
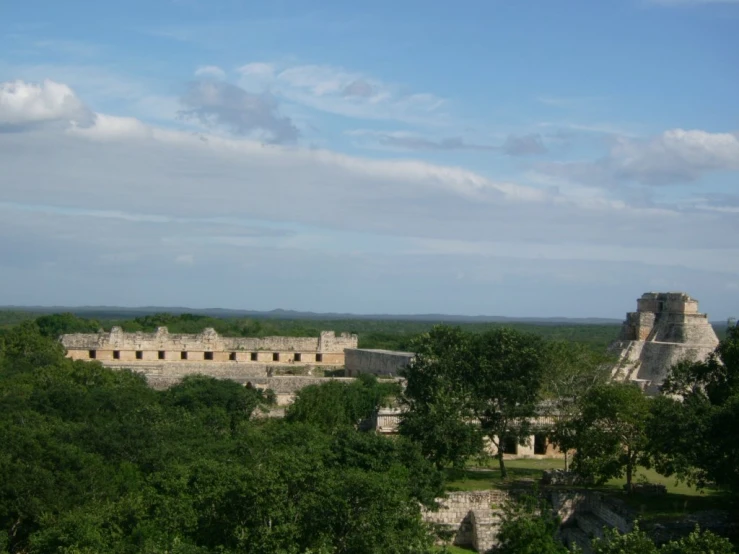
left=1, top=0, right=738, bottom=319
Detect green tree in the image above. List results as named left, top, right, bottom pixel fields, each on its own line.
left=591, top=524, right=658, bottom=554
left=286, top=373, right=399, bottom=431
left=164, top=374, right=271, bottom=434
left=496, top=490, right=568, bottom=554
left=648, top=323, right=739, bottom=495
left=565, top=383, right=651, bottom=492
left=399, top=326, right=483, bottom=468
left=400, top=326, right=547, bottom=477
left=465, top=328, right=548, bottom=478
left=34, top=313, right=101, bottom=338
left=540, top=341, right=613, bottom=471
left=592, top=524, right=734, bottom=554
left=659, top=525, right=735, bottom=554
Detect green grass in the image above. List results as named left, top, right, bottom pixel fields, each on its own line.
left=444, top=458, right=733, bottom=521
left=445, top=458, right=565, bottom=491
left=597, top=467, right=732, bottom=521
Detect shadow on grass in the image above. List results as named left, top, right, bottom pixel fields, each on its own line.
left=603, top=489, right=733, bottom=521
left=445, top=463, right=735, bottom=522
left=445, top=467, right=543, bottom=491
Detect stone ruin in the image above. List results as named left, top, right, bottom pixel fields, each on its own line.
left=59, top=327, right=360, bottom=403
left=60, top=326, right=357, bottom=366
left=609, top=292, right=719, bottom=394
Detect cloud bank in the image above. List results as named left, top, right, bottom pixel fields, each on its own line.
left=1, top=79, right=737, bottom=316
left=0, top=79, right=93, bottom=129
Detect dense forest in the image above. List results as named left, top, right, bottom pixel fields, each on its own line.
left=2, top=313, right=737, bottom=553
left=0, top=321, right=443, bottom=553
left=0, top=310, right=625, bottom=352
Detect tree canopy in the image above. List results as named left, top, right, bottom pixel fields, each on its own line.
left=648, top=323, right=739, bottom=496
left=400, top=325, right=549, bottom=476
left=558, top=383, right=652, bottom=491
left=0, top=324, right=444, bottom=553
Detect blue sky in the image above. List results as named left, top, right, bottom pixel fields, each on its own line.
left=1, top=0, right=738, bottom=319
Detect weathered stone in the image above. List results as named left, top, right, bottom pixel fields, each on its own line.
left=343, top=348, right=414, bottom=377
left=542, top=469, right=592, bottom=486
left=422, top=490, right=507, bottom=551
left=60, top=327, right=357, bottom=366
left=627, top=483, right=666, bottom=496
left=609, top=292, right=719, bottom=393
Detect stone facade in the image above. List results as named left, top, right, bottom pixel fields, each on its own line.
left=344, top=348, right=414, bottom=377
left=552, top=490, right=634, bottom=553
left=422, top=490, right=507, bottom=552
left=60, top=327, right=357, bottom=366
left=367, top=407, right=404, bottom=433
left=609, top=292, right=719, bottom=393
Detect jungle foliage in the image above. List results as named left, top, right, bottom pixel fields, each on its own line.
left=0, top=322, right=443, bottom=554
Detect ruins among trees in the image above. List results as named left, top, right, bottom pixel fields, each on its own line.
left=0, top=292, right=737, bottom=553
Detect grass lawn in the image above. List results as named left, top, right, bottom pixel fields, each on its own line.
left=444, top=458, right=733, bottom=521
left=445, top=458, right=565, bottom=491
left=598, top=467, right=731, bottom=520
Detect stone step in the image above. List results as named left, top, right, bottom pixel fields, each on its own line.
left=576, top=512, right=607, bottom=540
left=562, top=526, right=592, bottom=554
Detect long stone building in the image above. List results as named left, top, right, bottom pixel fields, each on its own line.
left=60, top=327, right=360, bottom=403
left=610, top=292, right=719, bottom=393
left=61, top=326, right=357, bottom=366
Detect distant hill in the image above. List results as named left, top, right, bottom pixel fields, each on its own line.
left=0, top=304, right=625, bottom=325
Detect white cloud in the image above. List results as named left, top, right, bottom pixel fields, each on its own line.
left=611, top=129, right=739, bottom=184
left=0, top=64, right=179, bottom=124
left=175, top=254, right=195, bottom=265
left=539, top=128, right=739, bottom=186
left=194, top=65, right=226, bottom=79
left=0, top=79, right=92, bottom=127
left=0, top=79, right=737, bottom=306
left=347, top=130, right=548, bottom=156
left=68, top=113, right=152, bottom=140
left=238, top=62, right=275, bottom=79
left=236, top=62, right=447, bottom=125
left=1, top=105, right=735, bottom=254
left=179, top=80, right=299, bottom=143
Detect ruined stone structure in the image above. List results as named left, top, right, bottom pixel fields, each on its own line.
left=423, top=490, right=507, bottom=552
left=61, top=327, right=357, bottom=366
left=368, top=406, right=563, bottom=458
left=59, top=327, right=359, bottom=404
left=552, top=490, right=634, bottom=553
left=344, top=348, right=414, bottom=377
left=609, top=292, right=719, bottom=393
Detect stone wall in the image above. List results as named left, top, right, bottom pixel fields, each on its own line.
left=551, top=489, right=636, bottom=553
left=344, top=348, right=414, bottom=377
left=470, top=509, right=501, bottom=553
left=422, top=490, right=507, bottom=551
left=368, top=408, right=403, bottom=433
left=611, top=292, right=719, bottom=391
left=61, top=327, right=357, bottom=366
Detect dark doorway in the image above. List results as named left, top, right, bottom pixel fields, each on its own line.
left=534, top=433, right=548, bottom=455
left=503, top=436, right=518, bottom=455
